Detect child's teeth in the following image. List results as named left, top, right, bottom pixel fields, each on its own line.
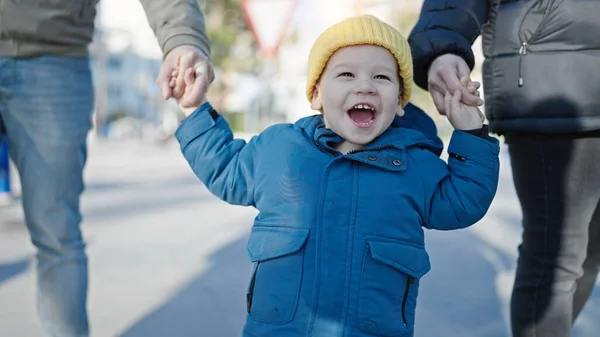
left=352, top=104, right=375, bottom=111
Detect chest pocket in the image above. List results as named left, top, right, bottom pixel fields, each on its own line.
left=357, top=237, right=431, bottom=336
left=246, top=225, right=309, bottom=324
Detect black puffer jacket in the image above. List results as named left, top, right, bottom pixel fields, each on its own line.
left=409, top=0, right=600, bottom=134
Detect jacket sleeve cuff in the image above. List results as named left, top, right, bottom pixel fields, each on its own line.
left=162, top=34, right=211, bottom=60
left=463, top=125, right=494, bottom=141
left=175, top=102, right=219, bottom=147
left=447, top=129, right=500, bottom=169
left=410, top=31, right=476, bottom=90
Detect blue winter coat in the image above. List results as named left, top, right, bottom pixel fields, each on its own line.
left=176, top=102, right=500, bottom=337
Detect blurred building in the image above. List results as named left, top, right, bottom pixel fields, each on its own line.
left=92, top=42, right=162, bottom=116
left=89, top=3, right=173, bottom=139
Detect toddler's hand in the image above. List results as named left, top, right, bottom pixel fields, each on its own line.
left=169, top=63, right=208, bottom=117
left=445, top=90, right=486, bottom=130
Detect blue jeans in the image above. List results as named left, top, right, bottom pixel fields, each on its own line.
left=0, top=138, right=9, bottom=192
left=0, top=56, right=93, bottom=337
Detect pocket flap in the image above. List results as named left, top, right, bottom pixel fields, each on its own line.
left=366, top=238, right=431, bottom=278
left=247, top=226, right=310, bottom=262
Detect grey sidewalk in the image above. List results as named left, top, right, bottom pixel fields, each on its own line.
left=1, top=138, right=599, bottom=337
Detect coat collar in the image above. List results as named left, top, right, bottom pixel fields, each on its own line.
left=296, top=103, right=443, bottom=171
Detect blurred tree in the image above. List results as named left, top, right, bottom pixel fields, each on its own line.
left=204, top=0, right=259, bottom=72
left=203, top=0, right=261, bottom=116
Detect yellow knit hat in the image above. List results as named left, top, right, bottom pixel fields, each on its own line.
left=306, top=15, right=413, bottom=108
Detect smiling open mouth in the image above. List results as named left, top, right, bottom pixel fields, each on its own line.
left=348, top=103, right=377, bottom=128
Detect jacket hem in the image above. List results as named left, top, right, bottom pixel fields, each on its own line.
left=489, top=118, right=600, bottom=135
left=0, top=39, right=89, bottom=58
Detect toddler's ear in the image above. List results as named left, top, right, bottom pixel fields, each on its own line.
left=397, top=91, right=404, bottom=116
left=310, top=85, right=323, bottom=111
left=396, top=104, right=405, bottom=117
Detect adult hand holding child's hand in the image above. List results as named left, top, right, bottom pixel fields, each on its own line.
left=427, top=53, right=483, bottom=115
left=159, top=46, right=213, bottom=117
left=444, top=88, right=486, bottom=131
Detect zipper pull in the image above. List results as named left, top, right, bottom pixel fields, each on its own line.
left=519, top=42, right=528, bottom=55
left=518, top=42, right=528, bottom=87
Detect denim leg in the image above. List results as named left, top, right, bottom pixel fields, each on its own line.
left=0, top=138, right=8, bottom=193
left=1, top=56, right=93, bottom=337
left=506, top=132, right=600, bottom=337
left=572, top=204, right=600, bottom=320
left=0, top=61, right=8, bottom=192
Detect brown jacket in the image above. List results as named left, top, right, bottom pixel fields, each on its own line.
left=0, top=0, right=210, bottom=58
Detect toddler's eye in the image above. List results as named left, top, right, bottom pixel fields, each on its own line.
left=338, top=72, right=354, bottom=78
left=375, top=74, right=391, bottom=80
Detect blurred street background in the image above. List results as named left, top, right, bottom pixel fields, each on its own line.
left=1, top=0, right=599, bottom=336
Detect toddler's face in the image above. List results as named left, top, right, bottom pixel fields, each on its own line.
left=311, top=45, right=403, bottom=153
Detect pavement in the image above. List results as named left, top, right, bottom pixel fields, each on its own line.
left=1, top=136, right=599, bottom=337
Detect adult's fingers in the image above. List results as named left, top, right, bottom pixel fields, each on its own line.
left=456, top=81, right=482, bottom=106
left=174, top=53, right=195, bottom=99
left=456, top=60, right=472, bottom=83
left=454, top=61, right=483, bottom=106
left=157, top=62, right=174, bottom=99
left=432, top=89, right=447, bottom=115
left=444, top=91, right=452, bottom=118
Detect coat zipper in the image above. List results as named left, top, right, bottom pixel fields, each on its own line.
left=401, top=275, right=415, bottom=326
left=517, top=0, right=554, bottom=87
left=315, top=134, right=340, bottom=157
left=315, top=131, right=398, bottom=157
left=246, top=262, right=260, bottom=313
left=347, top=145, right=396, bottom=155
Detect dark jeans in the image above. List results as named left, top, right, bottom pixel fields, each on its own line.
left=506, top=131, right=600, bottom=337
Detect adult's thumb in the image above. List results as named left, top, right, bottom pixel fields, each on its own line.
left=156, top=65, right=172, bottom=99
left=456, top=59, right=471, bottom=81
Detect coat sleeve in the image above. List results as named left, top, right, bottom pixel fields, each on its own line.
left=175, top=103, right=257, bottom=207
left=421, top=130, right=500, bottom=230
left=408, top=0, right=489, bottom=90
left=137, top=0, right=211, bottom=57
